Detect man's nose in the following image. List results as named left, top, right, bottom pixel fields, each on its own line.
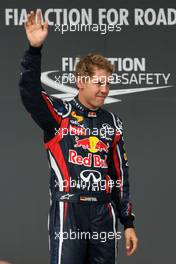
left=100, top=84, right=109, bottom=94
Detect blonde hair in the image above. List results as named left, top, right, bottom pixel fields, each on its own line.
left=75, top=53, right=115, bottom=78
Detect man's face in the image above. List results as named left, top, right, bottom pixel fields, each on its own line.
left=76, top=67, right=111, bottom=109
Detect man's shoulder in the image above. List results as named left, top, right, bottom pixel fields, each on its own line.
left=100, top=108, right=123, bottom=129
left=48, top=95, right=72, bottom=117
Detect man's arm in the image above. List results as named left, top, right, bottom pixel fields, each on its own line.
left=19, top=11, right=65, bottom=142
left=108, top=114, right=138, bottom=255
left=19, top=44, right=63, bottom=141
left=109, top=115, right=135, bottom=228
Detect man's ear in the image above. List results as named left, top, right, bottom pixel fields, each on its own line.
left=76, top=77, right=83, bottom=90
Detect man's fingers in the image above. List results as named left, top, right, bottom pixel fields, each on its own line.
left=125, top=237, right=131, bottom=255
left=24, top=15, right=30, bottom=31
left=125, top=236, right=131, bottom=249
left=127, top=237, right=138, bottom=256
left=36, top=10, right=42, bottom=27
left=30, top=10, right=35, bottom=25
left=24, top=9, right=48, bottom=46
left=43, top=20, right=48, bottom=32
left=24, top=12, right=33, bottom=29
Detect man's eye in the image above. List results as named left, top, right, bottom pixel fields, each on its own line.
left=98, top=81, right=105, bottom=86
left=97, top=81, right=110, bottom=87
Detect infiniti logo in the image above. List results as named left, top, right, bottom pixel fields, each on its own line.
left=80, top=170, right=101, bottom=183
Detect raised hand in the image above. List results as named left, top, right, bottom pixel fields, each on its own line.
left=24, top=10, right=48, bottom=47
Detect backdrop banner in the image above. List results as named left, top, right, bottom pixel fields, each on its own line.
left=0, top=0, right=175, bottom=263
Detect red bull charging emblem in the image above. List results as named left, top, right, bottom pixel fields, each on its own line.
left=74, top=136, right=109, bottom=153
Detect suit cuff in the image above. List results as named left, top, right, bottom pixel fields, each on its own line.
left=123, top=221, right=135, bottom=230
left=28, top=44, right=43, bottom=55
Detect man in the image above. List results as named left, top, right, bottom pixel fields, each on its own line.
left=19, top=10, right=138, bottom=264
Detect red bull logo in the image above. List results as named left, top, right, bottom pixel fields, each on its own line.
left=74, top=136, right=109, bottom=153
left=69, top=150, right=108, bottom=168
left=88, top=111, right=97, bottom=117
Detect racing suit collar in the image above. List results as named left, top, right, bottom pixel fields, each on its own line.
left=71, top=94, right=102, bottom=117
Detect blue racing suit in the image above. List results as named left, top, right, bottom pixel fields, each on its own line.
left=19, top=45, right=135, bottom=264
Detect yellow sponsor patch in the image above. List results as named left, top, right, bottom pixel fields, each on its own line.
left=71, top=111, right=84, bottom=122
left=124, top=152, right=128, bottom=160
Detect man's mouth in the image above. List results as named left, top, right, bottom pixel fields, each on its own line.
left=96, top=95, right=107, bottom=98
